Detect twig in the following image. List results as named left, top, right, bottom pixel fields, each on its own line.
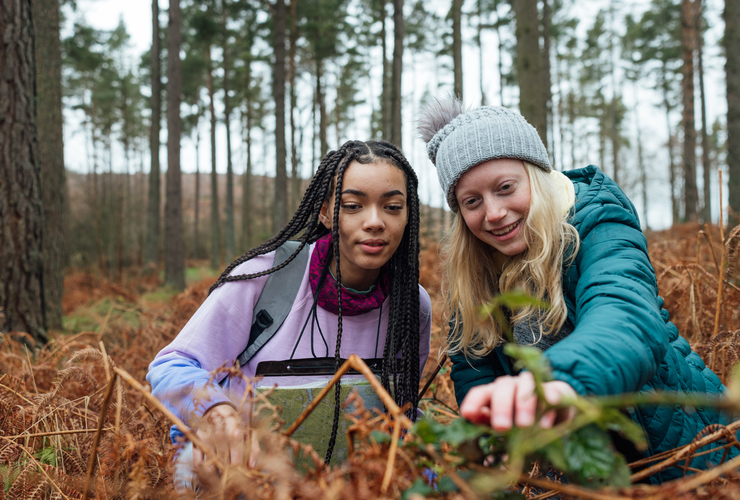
left=1, top=428, right=115, bottom=439
left=99, top=341, right=111, bottom=382
left=674, top=451, right=740, bottom=493
left=82, top=373, right=117, bottom=500
left=381, top=418, right=403, bottom=493
left=701, top=229, right=721, bottom=276
left=284, top=355, right=412, bottom=438
left=418, top=354, right=448, bottom=400
left=713, top=170, right=726, bottom=342
left=520, top=475, right=631, bottom=500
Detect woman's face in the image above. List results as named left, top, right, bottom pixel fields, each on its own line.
left=320, top=160, right=408, bottom=290
left=454, top=158, right=531, bottom=257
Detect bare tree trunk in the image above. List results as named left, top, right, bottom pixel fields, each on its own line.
left=452, top=0, right=463, bottom=100
left=0, top=0, right=47, bottom=344
left=316, top=58, right=328, bottom=156
left=724, top=0, right=740, bottom=218
left=289, top=0, right=300, bottom=214
left=696, top=0, right=710, bottom=223
left=391, top=0, right=404, bottom=148
left=682, top=0, right=698, bottom=221
left=273, top=0, right=288, bottom=233
left=165, top=0, right=185, bottom=290
left=206, top=48, right=220, bottom=268
left=667, top=110, right=680, bottom=224
left=542, top=0, right=552, bottom=157
left=146, top=0, right=162, bottom=268
left=194, top=123, right=200, bottom=259
left=477, top=0, right=485, bottom=105
left=380, top=3, right=391, bottom=139
left=512, top=0, right=547, bottom=146
left=222, top=2, right=235, bottom=262
left=32, top=0, right=65, bottom=329
left=242, top=60, right=253, bottom=250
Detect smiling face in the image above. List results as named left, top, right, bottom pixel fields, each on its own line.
left=454, top=158, right=532, bottom=257
left=320, top=160, right=409, bottom=290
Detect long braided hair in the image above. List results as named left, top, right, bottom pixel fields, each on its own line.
left=210, top=140, right=422, bottom=462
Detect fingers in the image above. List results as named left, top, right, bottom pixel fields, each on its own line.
left=248, top=432, right=261, bottom=469
left=459, top=383, right=495, bottom=425
left=489, top=377, right=516, bottom=431
left=513, top=372, right=537, bottom=428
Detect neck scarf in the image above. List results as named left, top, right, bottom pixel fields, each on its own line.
left=309, top=234, right=391, bottom=316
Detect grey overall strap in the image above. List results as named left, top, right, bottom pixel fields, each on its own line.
left=236, top=241, right=310, bottom=367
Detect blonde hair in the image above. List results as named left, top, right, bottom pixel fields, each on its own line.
left=443, top=162, right=580, bottom=358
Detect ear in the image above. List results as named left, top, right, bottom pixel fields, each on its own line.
left=319, top=200, right=332, bottom=229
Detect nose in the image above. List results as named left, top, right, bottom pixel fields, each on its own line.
left=484, top=197, right=506, bottom=223
left=363, top=206, right=385, bottom=231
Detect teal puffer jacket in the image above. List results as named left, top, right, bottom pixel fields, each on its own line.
left=449, top=166, right=733, bottom=483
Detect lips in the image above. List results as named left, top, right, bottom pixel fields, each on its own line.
left=359, top=239, right=387, bottom=254
left=489, top=218, right=522, bottom=236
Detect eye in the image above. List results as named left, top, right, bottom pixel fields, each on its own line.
left=386, top=203, right=404, bottom=212
left=499, top=182, right=514, bottom=193
left=342, top=203, right=361, bottom=210
left=463, top=197, right=479, bottom=208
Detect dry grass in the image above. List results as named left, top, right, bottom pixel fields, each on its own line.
left=0, top=223, right=738, bottom=499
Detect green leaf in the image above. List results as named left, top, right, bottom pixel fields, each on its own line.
left=559, top=425, right=631, bottom=489
left=412, top=417, right=491, bottom=447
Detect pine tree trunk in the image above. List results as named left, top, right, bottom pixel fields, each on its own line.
left=242, top=60, right=253, bottom=250
left=32, top=0, right=65, bottom=330
left=0, top=0, right=47, bottom=344
left=222, top=2, right=235, bottom=262
left=273, top=0, right=288, bottom=233
left=542, top=0, right=552, bottom=156
left=391, top=0, right=403, bottom=148
left=696, top=0, right=711, bottom=223
left=477, top=0, right=485, bottom=105
left=146, top=0, right=161, bottom=268
left=380, top=3, right=391, bottom=139
left=316, top=58, right=328, bottom=157
left=681, top=0, right=698, bottom=222
left=206, top=48, right=220, bottom=268
left=194, top=125, right=200, bottom=259
left=289, top=0, right=300, bottom=214
left=452, top=0, right=463, bottom=100
left=725, top=0, right=740, bottom=217
left=165, top=0, right=185, bottom=290
left=512, top=0, right=547, bottom=146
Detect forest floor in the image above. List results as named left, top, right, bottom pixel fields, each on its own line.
left=1, top=222, right=739, bottom=499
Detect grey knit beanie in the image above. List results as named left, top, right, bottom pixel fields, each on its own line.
left=418, top=98, right=551, bottom=211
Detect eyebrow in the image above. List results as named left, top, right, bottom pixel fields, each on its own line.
left=341, top=189, right=405, bottom=198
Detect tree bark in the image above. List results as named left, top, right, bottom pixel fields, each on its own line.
left=512, top=0, right=547, bottom=146
left=542, top=0, right=552, bottom=156
left=242, top=60, right=253, bottom=250
left=0, top=0, right=47, bottom=343
left=206, top=47, right=220, bottom=268
left=32, top=0, right=65, bottom=330
left=222, top=0, right=235, bottom=262
left=146, top=0, right=162, bottom=268
left=725, top=0, right=740, bottom=218
left=194, top=123, right=200, bottom=259
left=696, top=0, right=710, bottom=223
left=390, top=0, right=403, bottom=148
left=452, top=0, right=462, bottom=100
left=273, top=0, right=288, bottom=233
left=316, top=58, right=328, bottom=157
left=165, top=0, right=185, bottom=290
left=289, top=0, right=300, bottom=214
left=681, top=0, right=698, bottom=222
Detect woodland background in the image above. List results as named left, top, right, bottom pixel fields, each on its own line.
left=2, top=0, right=740, bottom=497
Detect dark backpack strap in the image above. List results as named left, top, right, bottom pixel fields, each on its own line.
left=236, top=241, right=310, bottom=367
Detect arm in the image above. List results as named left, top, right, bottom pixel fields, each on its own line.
left=544, top=180, right=669, bottom=396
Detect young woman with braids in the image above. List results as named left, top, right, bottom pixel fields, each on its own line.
left=418, top=97, right=734, bottom=483
left=147, top=140, right=431, bottom=490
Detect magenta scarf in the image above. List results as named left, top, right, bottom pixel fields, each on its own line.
left=309, top=234, right=391, bottom=316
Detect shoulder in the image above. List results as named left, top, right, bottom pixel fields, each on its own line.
left=417, top=284, right=432, bottom=322
left=563, top=165, right=642, bottom=235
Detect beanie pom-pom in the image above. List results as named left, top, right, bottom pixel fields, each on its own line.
left=417, top=96, right=465, bottom=144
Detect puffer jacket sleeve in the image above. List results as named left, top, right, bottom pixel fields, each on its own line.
left=544, top=167, right=669, bottom=396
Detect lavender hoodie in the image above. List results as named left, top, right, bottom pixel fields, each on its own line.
left=146, top=243, right=433, bottom=441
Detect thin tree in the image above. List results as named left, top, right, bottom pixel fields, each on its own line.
left=221, top=0, right=236, bottom=261
left=0, top=0, right=47, bottom=344
left=695, top=0, right=710, bottom=223
left=391, top=0, right=404, bottom=147
left=681, top=0, right=698, bottom=221
left=165, top=0, right=186, bottom=290
left=32, top=0, right=66, bottom=329
left=725, top=0, right=740, bottom=217
left=452, top=0, right=463, bottom=100
left=273, top=0, right=288, bottom=232
left=146, top=0, right=162, bottom=268
left=512, top=0, right=548, bottom=145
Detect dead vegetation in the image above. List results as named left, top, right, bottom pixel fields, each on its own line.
left=0, top=223, right=739, bottom=499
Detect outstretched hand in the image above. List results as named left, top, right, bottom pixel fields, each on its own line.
left=459, top=371, right=576, bottom=431
left=192, top=404, right=260, bottom=489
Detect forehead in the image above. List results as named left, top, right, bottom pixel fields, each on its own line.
left=456, top=158, right=527, bottom=191
left=341, top=160, right=407, bottom=192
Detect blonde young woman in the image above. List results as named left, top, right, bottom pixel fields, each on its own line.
left=418, top=97, right=733, bottom=483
